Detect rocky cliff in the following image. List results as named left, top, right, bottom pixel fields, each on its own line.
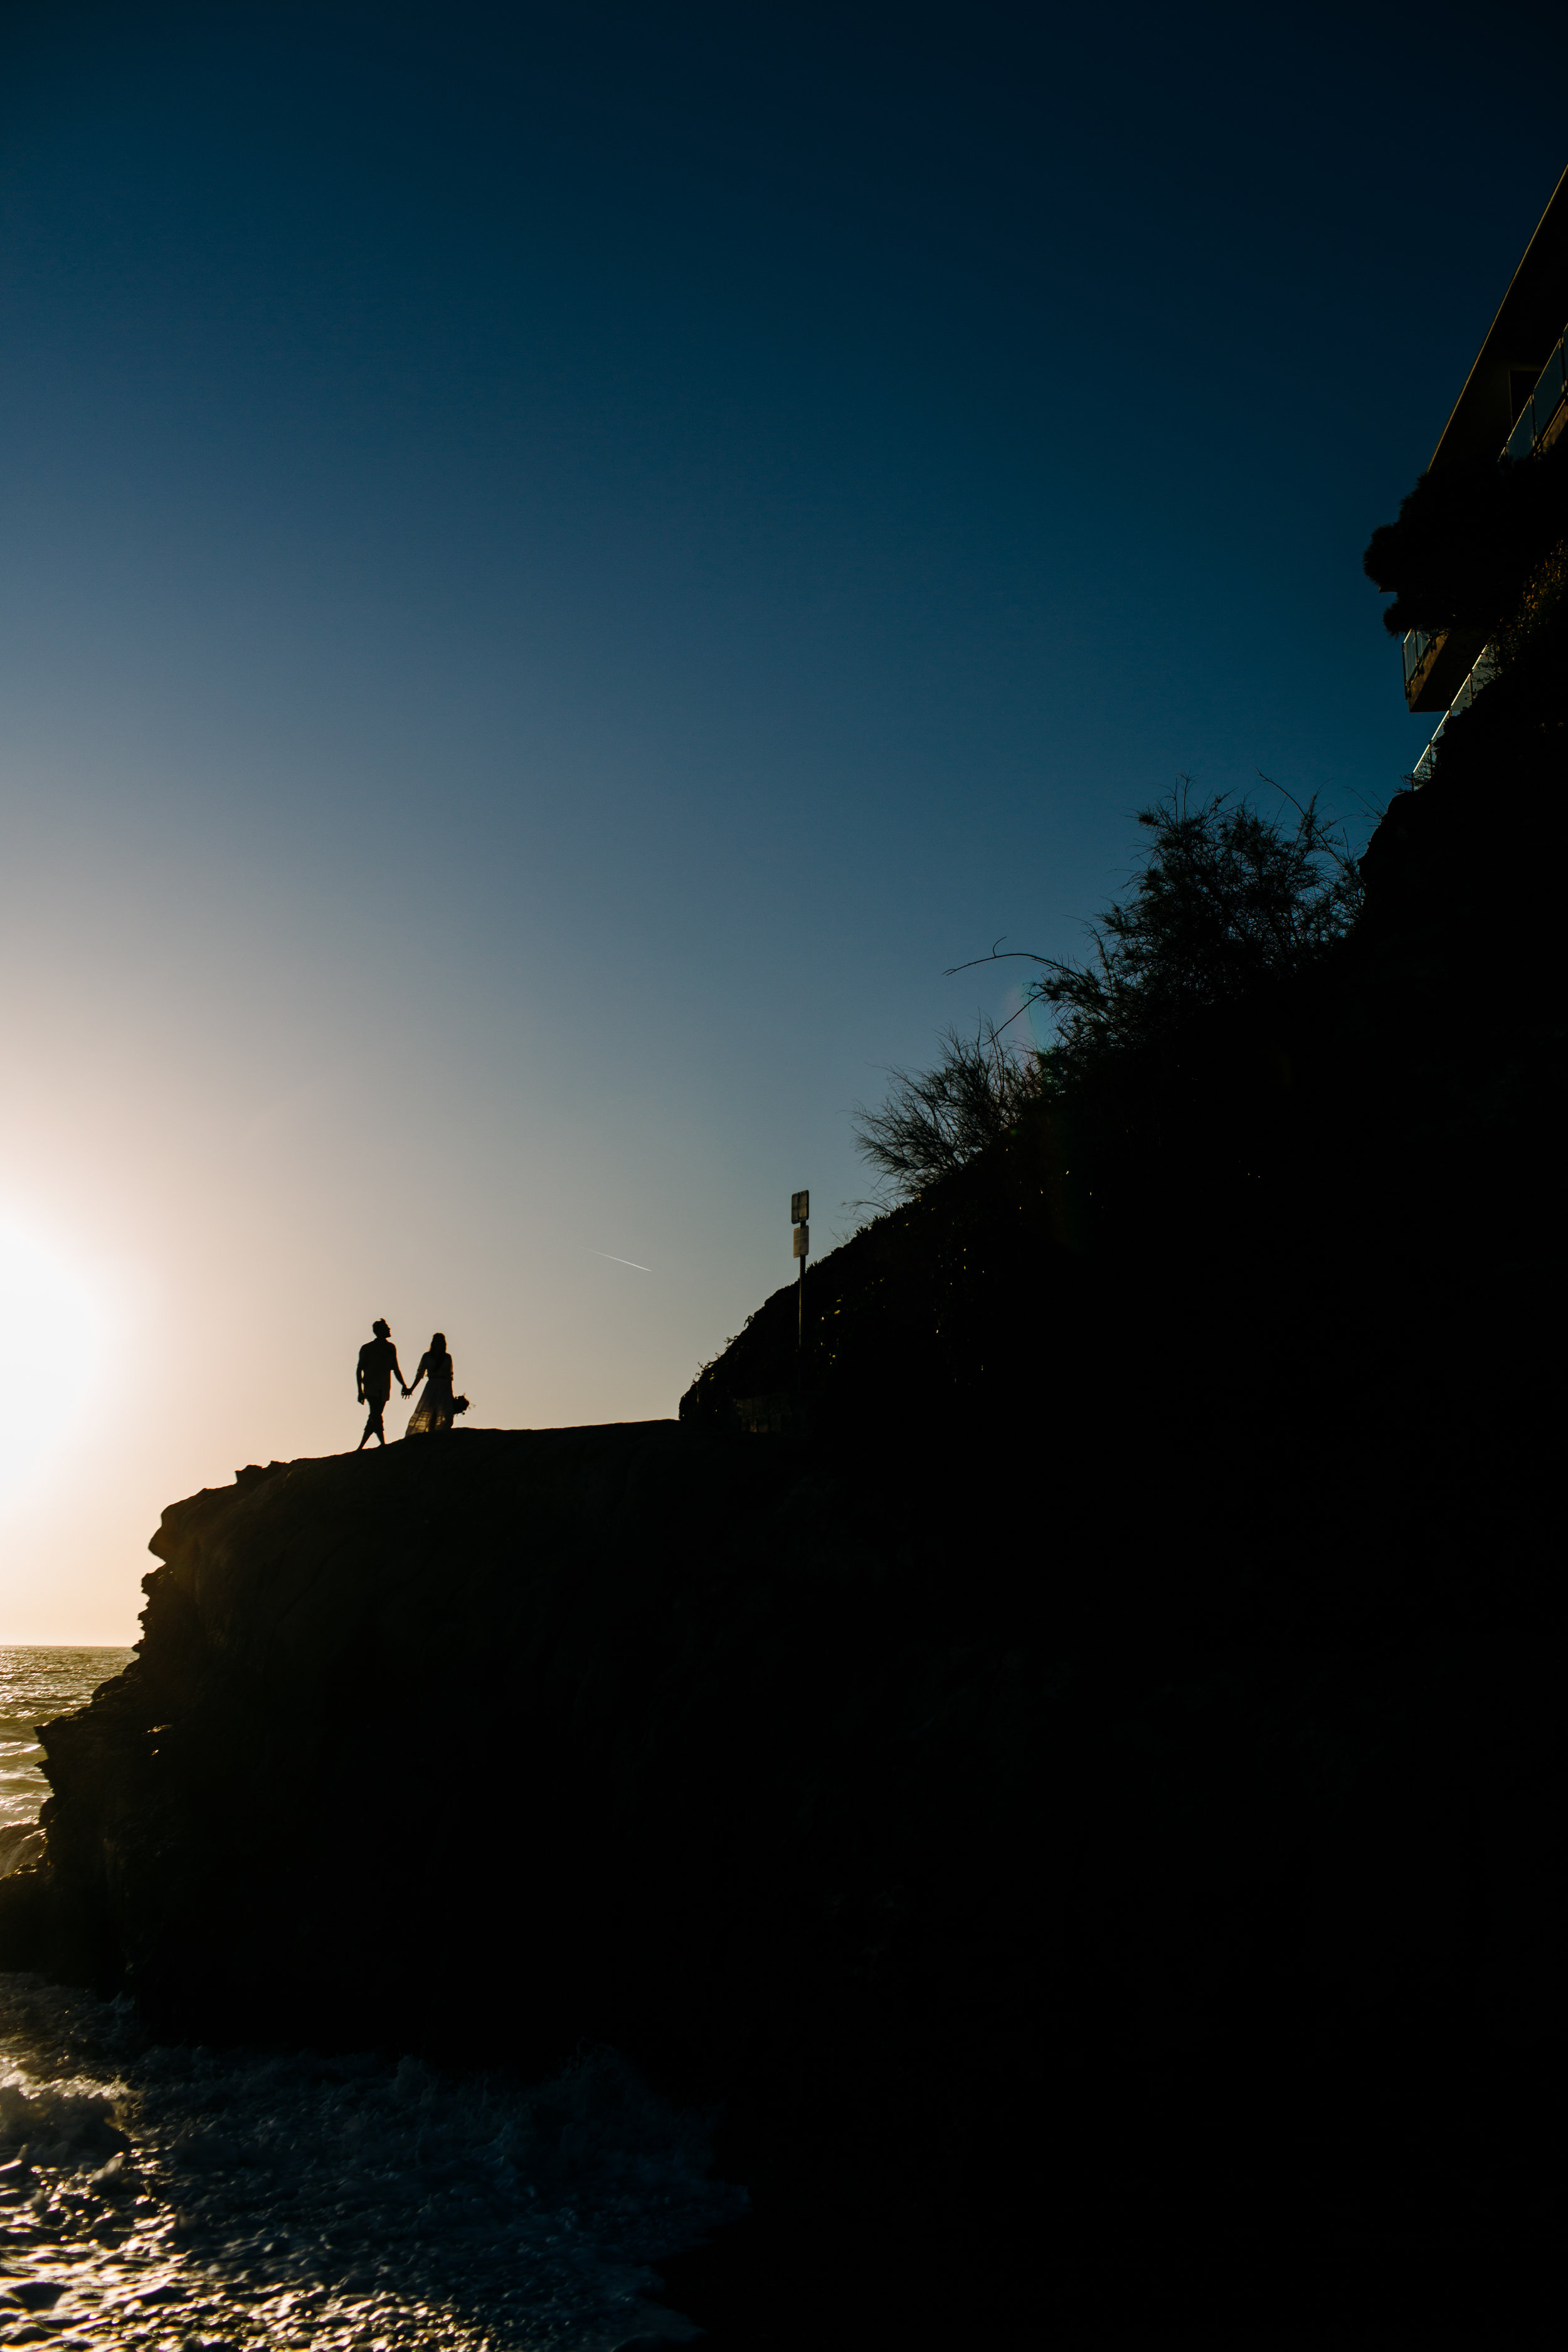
left=3, top=1395, right=1562, bottom=2334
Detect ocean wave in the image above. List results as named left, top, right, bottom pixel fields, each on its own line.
left=0, top=1976, right=743, bottom=2348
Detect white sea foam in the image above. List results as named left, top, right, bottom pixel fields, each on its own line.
left=0, top=1978, right=743, bottom=2348
left=0, top=1651, right=744, bottom=2347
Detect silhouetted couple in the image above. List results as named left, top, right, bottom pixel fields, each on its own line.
left=355, top=1319, right=462, bottom=1449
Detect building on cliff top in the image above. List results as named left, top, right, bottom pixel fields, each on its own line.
left=1406, top=161, right=1568, bottom=781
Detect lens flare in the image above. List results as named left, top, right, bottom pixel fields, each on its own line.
left=0, top=1224, right=102, bottom=1502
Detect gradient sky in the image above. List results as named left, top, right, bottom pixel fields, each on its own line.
left=2, top=1, right=1564, bottom=1639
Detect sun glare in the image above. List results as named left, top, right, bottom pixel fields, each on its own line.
left=0, top=1224, right=103, bottom=1502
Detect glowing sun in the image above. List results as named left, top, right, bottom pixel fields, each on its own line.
left=0, top=1224, right=102, bottom=1500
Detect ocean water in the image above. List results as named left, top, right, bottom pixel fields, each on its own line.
left=0, top=1650, right=132, bottom=1833
left=0, top=1651, right=744, bottom=2349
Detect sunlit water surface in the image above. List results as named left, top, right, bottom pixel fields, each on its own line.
left=0, top=1652, right=130, bottom=1832
left=0, top=1651, right=743, bottom=2349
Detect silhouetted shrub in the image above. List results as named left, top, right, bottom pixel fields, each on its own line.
left=855, top=786, right=1360, bottom=1195
left=1491, top=536, right=1568, bottom=672
left=1363, top=441, right=1568, bottom=638
left=1024, top=784, right=1360, bottom=1091
left=852, top=1020, right=1041, bottom=1199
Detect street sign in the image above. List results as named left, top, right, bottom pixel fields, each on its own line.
left=792, top=1190, right=809, bottom=1224
left=792, top=1224, right=809, bottom=1258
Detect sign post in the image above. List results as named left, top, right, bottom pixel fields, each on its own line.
left=791, top=1190, right=808, bottom=1363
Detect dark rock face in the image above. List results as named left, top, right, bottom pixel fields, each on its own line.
left=17, top=1426, right=855, bottom=2070
left=3, top=1411, right=1562, bottom=2329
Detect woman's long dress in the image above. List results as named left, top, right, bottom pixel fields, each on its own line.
left=405, top=1350, right=455, bottom=1437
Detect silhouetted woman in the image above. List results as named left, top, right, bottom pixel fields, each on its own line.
left=405, top=1332, right=458, bottom=1437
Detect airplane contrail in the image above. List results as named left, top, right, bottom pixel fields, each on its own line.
left=591, top=1251, right=651, bottom=1272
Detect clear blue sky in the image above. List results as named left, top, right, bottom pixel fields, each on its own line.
left=2, top=1, right=1564, bottom=1633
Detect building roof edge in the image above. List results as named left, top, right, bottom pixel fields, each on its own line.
left=1429, top=161, right=1568, bottom=472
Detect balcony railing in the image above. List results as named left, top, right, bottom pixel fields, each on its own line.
left=1412, top=642, right=1498, bottom=783
left=1404, top=319, right=1567, bottom=781
left=1401, top=625, right=1439, bottom=691
left=1503, top=327, right=1568, bottom=464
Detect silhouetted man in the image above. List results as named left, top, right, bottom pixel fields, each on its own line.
left=356, top=1318, right=410, bottom=1450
